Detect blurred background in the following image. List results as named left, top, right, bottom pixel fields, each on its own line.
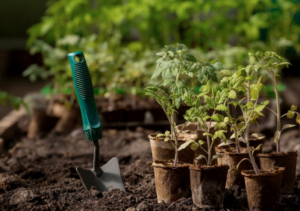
left=1, top=0, right=300, bottom=121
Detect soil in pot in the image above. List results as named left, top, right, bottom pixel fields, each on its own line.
left=189, top=165, right=229, bottom=209
left=258, top=151, right=297, bottom=193
left=148, top=134, right=195, bottom=164
left=242, top=168, right=284, bottom=211
left=152, top=160, right=190, bottom=203
left=176, top=122, right=221, bottom=165
left=215, top=145, right=252, bottom=188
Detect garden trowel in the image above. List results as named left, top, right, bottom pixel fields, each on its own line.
left=68, top=51, right=125, bottom=192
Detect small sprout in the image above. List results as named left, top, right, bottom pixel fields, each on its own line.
left=164, top=137, right=169, bottom=142
left=165, top=131, right=170, bottom=136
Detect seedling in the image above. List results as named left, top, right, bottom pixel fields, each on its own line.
left=245, top=51, right=300, bottom=152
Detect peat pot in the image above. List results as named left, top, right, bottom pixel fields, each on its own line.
left=189, top=165, right=229, bottom=209
left=152, top=161, right=190, bottom=203
left=242, top=168, right=284, bottom=211
left=215, top=145, right=252, bottom=188
left=258, top=151, right=297, bottom=193
left=148, top=134, right=195, bottom=163
left=176, top=122, right=221, bottom=165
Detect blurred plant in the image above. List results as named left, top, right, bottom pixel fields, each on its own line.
left=0, top=90, right=27, bottom=110
left=26, top=0, right=300, bottom=98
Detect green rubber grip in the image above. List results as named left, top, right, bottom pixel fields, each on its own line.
left=68, top=51, right=102, bottom=141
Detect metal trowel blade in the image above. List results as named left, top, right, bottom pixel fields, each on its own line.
left=76, top=157, right=125, bottom=192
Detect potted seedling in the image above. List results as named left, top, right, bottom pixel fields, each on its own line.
left=145, top=44, right=198, bottom=203
left=247, top=51, right=299, bottom=193
left=214, top=61, right=267, bottom=188
left=228, top=54, right=285, bottom=210
left=144, top=86, right=190, bottom=203
left=178, top=81, right=230, bottom=209
left=147, top=44, right=212, bottom=164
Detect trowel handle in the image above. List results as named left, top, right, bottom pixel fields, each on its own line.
left=68, top=51, right=102, bottom=141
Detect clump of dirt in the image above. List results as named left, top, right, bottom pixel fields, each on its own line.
left=0, top=127, right=299, bottom=211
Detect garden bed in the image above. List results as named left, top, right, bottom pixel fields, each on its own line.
left=0, top=126, right=299, bottom=211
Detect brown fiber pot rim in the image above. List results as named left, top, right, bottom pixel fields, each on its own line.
left=215, top=145, right=249, bottom=156
left=152, top=160, right=190, bottom=169
left=189, top=164, right=229, bottom=171
left=241, top=167, right=285, bottom=177
left=257, top=150, right=298, bottom=158
left=148, top=133, right=185, bottom=143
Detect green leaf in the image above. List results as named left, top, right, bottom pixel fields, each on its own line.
left=164, top=137, right=169, bottom=142
left=195, top=155, right=207, bottom=161
left=195, top=97, right=201, bottom=109
left=245, top=76, right=254, bottom=81
left=252, top=144, right=262, bottom=155
left=281, top=124, right=296, bottom=132
left=213, top=62, right=223, bottom=71
left=211, top=114, right=224, bottom=122
left=204, top=95, right=215, bottom=109
left=291, top=105, right=297, bottom=111
left=250, top=89, right=259, bottom=100
left=246, top=101, right=254, bottom=108
left=165, top=131, right=170, bottom=136
left=228, top=90, right=237, bottom=99
left=236, top=158, right=251, bottom=170
left=151, top=67, right=163, bottom=79
left=250, top=133, right=265, bottom=140
left=203, top=132, right=213, bottom=138
left=297, top=114, right=300, bottom=124
left=287, top=110, right=295, bottom=119
left=274, top=131, right=281, bottom=143
left=215, top=104, right=229, bottom=112
left=184, top=94, right=194, bottom=106
left=198, top=140, right=205, bottom=145
left=190, top=143, right=199, bottom=150
left=212, top=154, right=223, bottom=160
left=178, top=139, right=195, bottom=151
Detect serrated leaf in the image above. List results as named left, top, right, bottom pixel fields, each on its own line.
left=195, top=97, right=201, bottom=108
left=246, top=101, right=254, bottom=108
left=184, top=94, right=194, bottom=106
left=178, top=139, right=195, bottom=151
left=250, top=89, right=259, bottom=100
left=211, top=114, right=224, bottom=122
left=215, top=104, right=229, bottom=112
left=281, top=124, right=296, bottom=132
left=236, top=158, right=251, bottom=170
left=245, top=65, right=252, bottom=74
left=204, top=95, right=215, bottom=109
left=274, top=131, right=281, bottom=143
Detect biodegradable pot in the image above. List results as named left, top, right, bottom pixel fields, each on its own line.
left=176, top=122, right=221, bottom=165
left=215, top=145, right=252, bottom=188
left=242, top=168, right=284, bottom=211
left=148, top=134, right=195, bottom=164
left=258, top=151, right=297, bottom=193
left=152, top=161, right=190, bottom=203
left=189, top=165, right=229, bottom=209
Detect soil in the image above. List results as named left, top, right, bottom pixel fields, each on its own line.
left=0, top=124, right=300, bottom=210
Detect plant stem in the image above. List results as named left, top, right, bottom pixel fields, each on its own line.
left=272, top=74, right=281, bottom=152
left=171, top=123, right=178, bottom=167
left=234, top=127, right=241, bottom=153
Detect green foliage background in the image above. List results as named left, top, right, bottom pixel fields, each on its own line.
left=25, top=0, right=300, bottom=97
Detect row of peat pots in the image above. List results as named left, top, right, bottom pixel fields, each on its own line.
left=148, top=122, right=298, bottom=211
